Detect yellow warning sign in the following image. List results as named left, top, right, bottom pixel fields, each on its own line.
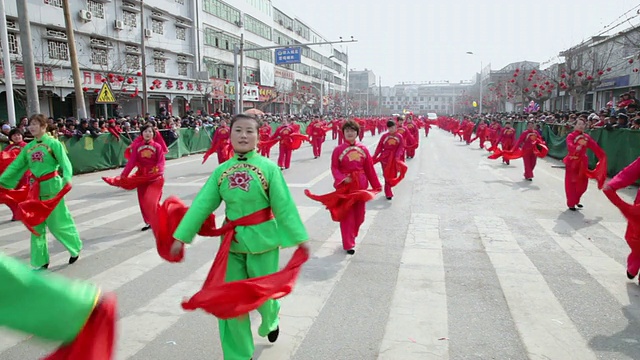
left=96, top=82, right=117, bottom=104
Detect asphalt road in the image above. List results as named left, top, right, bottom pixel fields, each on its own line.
left=1, top=126, right=639, bottom=360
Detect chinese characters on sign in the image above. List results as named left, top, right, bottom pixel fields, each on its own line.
left=275, top=47, right=302, bottom=65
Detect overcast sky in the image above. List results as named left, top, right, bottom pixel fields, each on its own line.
left=272, top=0, right=640, bottom=86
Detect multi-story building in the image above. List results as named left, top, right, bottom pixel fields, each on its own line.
left=349, top=69, right=376, bottom=92
left=0, top=0, right=347, bottom=119
left=378, top=81, right=473, bottom=115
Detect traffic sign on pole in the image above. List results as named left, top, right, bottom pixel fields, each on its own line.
left=96, top=82, right=117, bottom=104
left=275, top=47, right=302, bottom=65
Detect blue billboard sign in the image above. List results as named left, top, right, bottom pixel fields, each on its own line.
left=275, top=47, right=302, bottom=65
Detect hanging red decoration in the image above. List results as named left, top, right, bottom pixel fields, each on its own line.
left=607, top=67, right=612, bottom=72
left=137, top=71, right=142, bottom=76
left=629, top=59, right=634, bottom=64
left=515, top=68, right=520, bottom=72
left=547, top=90, right=552, bottom=93
left=150, top=86, right=155, bottom=90
left=533, top=84, right=538, bottom=88
left=225, top=80, right=230, bottom=84
left=94, top=89, right=99, bottom=93
left=598, top=70, right=604, bottom=76
left=561, top=74, right=566, bottom=79
left=82, top=87, right=88, bottom=92
left=544, top=81, right=550, bottom=85
left=577, top=72, right=584, bottom=77
left=101, top=78, right=106, bottom=83
left=117, top=75, right=125, bottom=82
left=108, top=73, right=114, bottom=78
left=127, top=78, right=134, bottom=84
left=122, top=88, right=127, bottom=92
left=130, top=94, right=135, bottom=98
left=531, top=70, right=537, bottom=74
left=524, top=88, right=530, bottom=92
left=513, top=73, right=518, bottom=77
left=586, top=75, right=593, bottom=80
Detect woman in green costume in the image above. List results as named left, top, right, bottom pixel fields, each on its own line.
left=0, top=114, right=82, bottom=270
left=172, top=114, right=309, bottom=360
left=0, top=253, right=116, bottom=359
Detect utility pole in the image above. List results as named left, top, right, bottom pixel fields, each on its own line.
left=238, top=33, right=244, bottom=115
left=62, top=0, right=87, bottom=119
left=344, top=48, right=349, bottom=117
left=0, top=0, right=15, bottom=125
left=320, top=64, right=324, bottom=115
left=378, top=75, right=382, bottom=116
left=140, top=0, right=148, bottom=115
left=16, top=0, right=39, bottom=115
left=479, top=61, right=483, bottom=115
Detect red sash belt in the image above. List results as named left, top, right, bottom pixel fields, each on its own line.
left=155, top=197, right=309, bottom=319
left=28, top=171, right=59, bottom=200
left=15, top=171, right=71, bottom=236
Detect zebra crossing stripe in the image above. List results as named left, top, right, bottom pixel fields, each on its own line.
left=537, top=219, right=640, bottom=308
left=379, top=213, right=448, bottom=359
left=0, top=199, right=92, bottom=246
left=256, top=210, right=380, bottom=360
left=1, top=204, right=140, bottom=256
left=475, top=216, right=598, bottom=360
left=600, top=221, right=626, bottom=241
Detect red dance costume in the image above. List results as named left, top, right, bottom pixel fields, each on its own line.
left=488, top=121, right=502, bottom=150
left=258, top=123, right=273, bottom=157
left=374, top=132, right=405, bottom=198
left=120, top=139, right=166, bottom=225
left=203, top=125, right=232, bottom=164
left=331, top=141, right=382, bottom=251
left=498, top=127, right=516, bottom=165
left=563, top=130, right=607, bottom=208
left=0, top=141, right=29, bottom=220
left=514, top=129, right=542, bottom=180
left=307, top=119, right=329, bottom=158
left=272, top=123, right=295, bottom=169
left=470, top=122, right=489, bottom=148
left=604, top=158, right=640, bottom=278
left=404, top=120, right=420, bottom=158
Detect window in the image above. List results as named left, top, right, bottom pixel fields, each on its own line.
left=126, top=54, right=140, bottom=69
left=274, top=8, right=294, bottom=29
left=204, top=57, right=233, bottom=79
left=48, top=40, right=68, bottom=60
left=244, top=15, right=271, bottom=40
left=203, top=0, right=241, bottom=25
left=154, top=58, right=165, bottom=73
left=87, top=1, right=105, bottom=19
left=204, top=28, right=238, bottom=51
left=152, top=19, right=164, bottom=34
left=91, top=48, right=108, bottom=65
left=44, top=0, right=62, bottom=8
left=245, top=41, right=272, bottom=62
left=123, top=11, right=137, bottom=27
left=178, top=63, right=187, bottom=76
left=176, top=27, right=186, bottom=40
left=4, top=33, right=19, bottom=54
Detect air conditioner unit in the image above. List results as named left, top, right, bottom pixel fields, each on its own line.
left=144, top=29, right=152, bottom=38
left=114, top=20, right=124, bottom=30
left=234, top=20, right=243, bottom=27
left=79, top=10, right=92, bottom=21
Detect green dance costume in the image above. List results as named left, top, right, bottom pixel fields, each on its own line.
left=174, top=150, right=308, bottom=360
left=0, top=134, right=82, bottom=267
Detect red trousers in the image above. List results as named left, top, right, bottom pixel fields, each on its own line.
left=339, top=200, right=365, bottom=250
left=137, top=177, right=164, bottom=225
left=370, top=129, right=376, bottom=137
left=406, top=148, right=416, bottom=158
left=332, top=129, right=338, bottom=140
left=277, top=145, right=292, bottom=169
left=627, top=220, right=640, bottom=276
left=564, top=171, right=588, bottom=208
left=259, top=147, right=270, bottom=158
left=311, top=137, right=323, bottom=157
left=522, top=152, right=537, bottom=179
left=384, top=182, right=393, bottom=198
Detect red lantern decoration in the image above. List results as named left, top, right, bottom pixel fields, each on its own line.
left=533, top=84, right=538, bottom=88
left=586, top=75, right=593, bottom=80
left=531, top=70, right=537, bottom=74
left=561, top=74, right=566, bottom=78
left=544, top=81, right=550, bottom=85
left=130, top=94, right=135, bottom=98
left=513, top=73, right=518, bottom=77
left=598, top=70, right=604, bottom=76
left=150, top=86, right=155, bottom=90
left=101, top=78, right=106, bottom=83
left=515, top=68, right=520, bottom=72
left=117, top=75, right=125, bottom=82
left=607, top=67, right=612, bottom=71
left=82, top=87, right=88, bottom=92
left=94, top=89, right=99, bottom=93
left=524, top=88, right=530, bottom=92
left=137, top=71, right=142, bottom=76
left=577, top=71, right=584, bottom=77
left=629, top=59, right=634, bottom=64
left=225, top=80, right=230, bottom=84
left=108, top=73, right=114, bottom=78
left=127, top=78, right=134, bottom=84
left=122, top=88, right=127, bottom=92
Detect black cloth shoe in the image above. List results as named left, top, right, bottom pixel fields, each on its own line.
left=69, top=255, right=79, bottom=264
left=386, top=196, right=392, bottom=200
left=346, top=249, right=355, bottom=255
left=268, top=326, right=279, bottom=343
left=577, top=204, right=583, bottom=208
left=569, top=207, right=577, bottom=211
left=38, top=264, right=49, bottom=270
left=141, top=224, right=151, bottom=231
left=628, top=271, right=636, bottom=280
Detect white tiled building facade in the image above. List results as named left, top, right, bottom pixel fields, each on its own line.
left=0, top=0, right=348, bottom=119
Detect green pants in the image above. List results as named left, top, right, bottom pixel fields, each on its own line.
left=0, top=253, right=98, bottom=343
left=219, top=249, right=280, bottom=360
left=31, top=198, right=82, bottom=267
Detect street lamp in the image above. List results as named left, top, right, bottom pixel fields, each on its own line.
left=320, top=55, right=336, bottom=116
left=366, top=81, right=376, bottom=115
left=466, top=51, right=483, bottom=115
